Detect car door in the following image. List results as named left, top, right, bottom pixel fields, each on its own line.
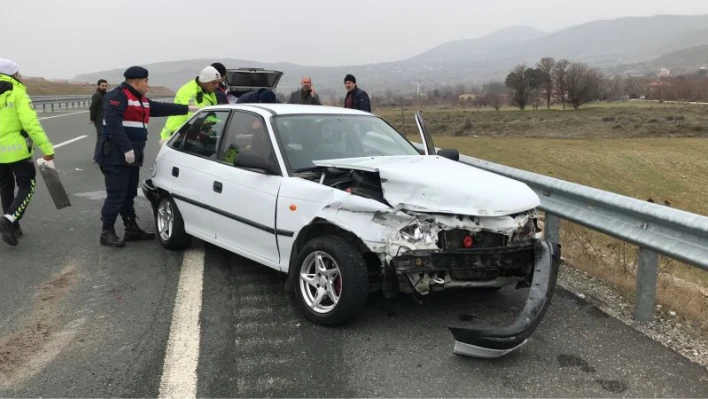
left=163, top=109, right=232, bottom=239
left=414, top=110, right=436, bottom=155
left=203, top=110, right=283, bottom=264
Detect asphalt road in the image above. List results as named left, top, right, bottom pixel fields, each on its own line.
left=0, top=109, right=706, bottom=397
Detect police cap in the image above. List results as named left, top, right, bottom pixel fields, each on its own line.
left=123, top=66, right=149, bottom=79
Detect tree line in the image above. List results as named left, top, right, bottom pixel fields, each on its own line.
left=361, top=58, right=708, bottom=109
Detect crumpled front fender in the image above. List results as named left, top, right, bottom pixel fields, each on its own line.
left=448, top=239, right=561, bottom=358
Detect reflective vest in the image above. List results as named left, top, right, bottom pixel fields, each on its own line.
left=0, top=74, right=54, bottom=163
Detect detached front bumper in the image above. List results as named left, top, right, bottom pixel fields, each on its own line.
left=449, top=240, right=561, bottom=358
left=390, top=239, right=561, bottom=358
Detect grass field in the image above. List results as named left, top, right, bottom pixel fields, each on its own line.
left=376, top=102, right=708, bottom=328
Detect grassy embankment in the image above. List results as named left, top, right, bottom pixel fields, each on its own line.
left=376, top=102, right=708, bottom=328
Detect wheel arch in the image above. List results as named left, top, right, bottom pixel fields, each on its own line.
left=283, top=217, right=382, bottom=293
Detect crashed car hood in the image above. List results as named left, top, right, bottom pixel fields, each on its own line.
left=312, top=155, right=540, bottom=216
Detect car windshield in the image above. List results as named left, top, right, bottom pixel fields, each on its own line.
left=272, top=114, right=420, bottom=171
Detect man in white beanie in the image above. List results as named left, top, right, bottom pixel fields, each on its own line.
left=159, top=66, right=222, bottom=143
left=0, top=58, right=55, bottom=246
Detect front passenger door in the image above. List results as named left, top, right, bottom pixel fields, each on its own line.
left=203, top=111, right=283, bottom=265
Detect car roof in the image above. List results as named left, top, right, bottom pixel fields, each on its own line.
left=199, top=103, right=372, bottom=117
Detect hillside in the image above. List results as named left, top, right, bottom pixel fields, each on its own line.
left=73, top=14, right=708, bottom=95
left=611, top=45, right=708, bottom=75
left=23, top=77, right=175, bottom=96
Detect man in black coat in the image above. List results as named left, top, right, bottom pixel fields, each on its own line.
left=89, top=79, right=108, bottom=162
left=343, top=74, right=371, bottom=112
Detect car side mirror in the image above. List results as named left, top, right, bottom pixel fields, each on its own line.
left=437, top=149, right=459, bottom=161
left=233, top=152, right=279, bottom=175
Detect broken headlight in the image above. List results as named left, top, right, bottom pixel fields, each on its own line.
left=511, top=217, right=537, bottom=244
left=399, top=220, right=438, bottom=246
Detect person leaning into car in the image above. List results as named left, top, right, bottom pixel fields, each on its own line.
left=97, top=65, right=198, bottom=248
left=159, top=66, right=222, bottom=144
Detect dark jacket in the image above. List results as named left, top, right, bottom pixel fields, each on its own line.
left=288, top=88, right=321, bottom=105
left=344, top=86, right=371, bottom=112
left=236, top=88, right=279, bottom=104
left=215, top=83, right=229, bottom=104
left=102, top=82, right=188, bottom=156
left=90, top=90, right=105, bottom=124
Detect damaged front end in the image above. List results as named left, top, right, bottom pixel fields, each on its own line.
left=383, top=212, right=561, bottom=358
left=305, top=162, right=561, bottom=358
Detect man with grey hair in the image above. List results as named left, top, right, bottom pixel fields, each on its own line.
left=288, top=76, right=321, bottom=105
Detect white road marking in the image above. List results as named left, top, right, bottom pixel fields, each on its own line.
left=159, top=242, right=205, bottom=399
left=53, top=135, right=88, bottom=149
left=38, top=111, right=88, bottom=120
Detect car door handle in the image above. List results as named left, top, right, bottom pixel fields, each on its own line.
left=213, top=181, right=222, bottom=193
left=172, top=167, right=179, bottom=177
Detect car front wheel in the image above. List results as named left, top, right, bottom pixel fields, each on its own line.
left=293, top=235, right=369, bottom=326
left=155, top=195, right=191, bottom=250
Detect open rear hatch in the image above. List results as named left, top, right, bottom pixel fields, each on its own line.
left=224, top=68, right=283, bottom=98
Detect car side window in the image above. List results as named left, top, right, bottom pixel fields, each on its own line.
left=171, top=110, right=231, bottom=159
left=218, top=111, right=276, bottom=168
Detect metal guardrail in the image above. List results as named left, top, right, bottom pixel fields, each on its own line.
left=454, top=153, right=708, bottom=322
left=29, top=95, right=174, bottom=112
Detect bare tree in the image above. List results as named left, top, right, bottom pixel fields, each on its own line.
left=553, top=59, right=570, bottom=109
left=483, top=81, right=507, bottom=111
left=537, top=57, right=555, bottom=109
left=565, top=63, right=603, bottom=110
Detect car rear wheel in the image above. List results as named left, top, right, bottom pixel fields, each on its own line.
left=293, top=235, right=369, bottom=326
left=155, top=195, right=191, bottom=250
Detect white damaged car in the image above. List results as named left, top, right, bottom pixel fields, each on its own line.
left=142, top=86, right=561, bottom=358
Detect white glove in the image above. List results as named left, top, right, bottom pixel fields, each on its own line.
left=125, top=150, right=135, bottom=164
left=159, top=139, right=167, bottom=146
left=188, top=105, right=200, bottom=113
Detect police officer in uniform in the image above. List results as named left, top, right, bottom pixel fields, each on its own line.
left=0, top=58, right=55, bottom=246
left=98, top=66, right=196, bottom=248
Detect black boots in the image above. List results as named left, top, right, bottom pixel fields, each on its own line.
left=100, top=218, right=154, bottom=248
left=0, top=217, right=18, bottom=246
left=100, top=228, right=125, bottom=247
left=123, top=217, right=155, bottom=242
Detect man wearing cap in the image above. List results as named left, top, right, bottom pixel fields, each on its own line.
left=159, top=66, right=222, bottom=142
left=0, top=58, right=55, bottom=246
left=343, top=74, right=371, bottom=112
left=211, top=62, right=229, bottom=105
left=98, top=65, right=196, bottom=248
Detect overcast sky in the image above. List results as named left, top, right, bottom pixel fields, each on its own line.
left=2, top=0, right=707, bottom=79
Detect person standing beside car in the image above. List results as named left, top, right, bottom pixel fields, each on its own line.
left=288, top=76, right=321, bottom=105
left=343, top=74, right=371, bottom=112
left=159, top=66, right=222, bottom=143
left=0, top=58, right=55, bottom=246
left=97, top=65, right=197, bottom=248
left=89, top=79, right=108, bottom=162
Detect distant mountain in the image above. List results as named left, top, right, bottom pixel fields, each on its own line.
left=611, top=45, right=708, bottom=75
left=73, top=14, right=708, bottom=96
left=406, top=25, right=547, bottom=64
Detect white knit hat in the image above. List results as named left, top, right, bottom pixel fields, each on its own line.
left=0, top=58, right=19, bottom=76
left=198, top=66, right=221, bottom=83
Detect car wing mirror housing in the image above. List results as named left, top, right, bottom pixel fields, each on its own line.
left=233, top=152, right=279, bottom=175
left=437, top=148, right=460, bottom=161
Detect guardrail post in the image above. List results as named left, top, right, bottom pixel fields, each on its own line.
left=51, top=103, right=55, bottom=112
left=634, top=248, right=659, bottom=322
left=544, top=212, right=561, bottom=245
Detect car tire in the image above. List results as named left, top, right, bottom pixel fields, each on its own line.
left=293, top=235, right=369, bottom=326
left=154, top=195, right=191, bottom=250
